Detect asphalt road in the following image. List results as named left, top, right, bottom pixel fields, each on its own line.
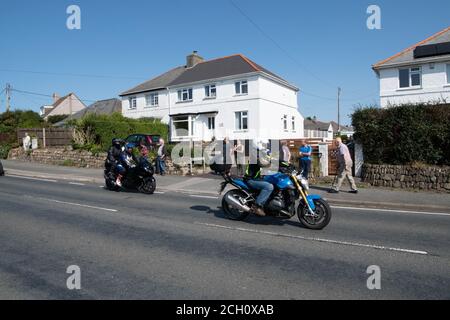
left=0, top=175, right=449, bottom=299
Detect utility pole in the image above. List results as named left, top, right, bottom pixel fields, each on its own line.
left=5, top=83, right=11, bottom=112
left=337, top=87, right=341, bottom=136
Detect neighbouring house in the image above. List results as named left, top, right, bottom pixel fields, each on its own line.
left=40, top=93, right=87, bottom=120
left=120, top=51, right=304, bottom=142
left=373, top=26, right=450, bottom=108
left=303, top=119, right=354, bottom=141
left=54, top=98, right=122, bottom=126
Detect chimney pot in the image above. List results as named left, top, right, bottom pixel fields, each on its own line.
left=186, top=51, right=204, bottom=68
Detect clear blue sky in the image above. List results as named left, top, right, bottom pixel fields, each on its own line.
left=1, top=0, right=449, bottom=125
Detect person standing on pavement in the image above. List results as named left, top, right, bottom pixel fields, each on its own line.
left=299, top=140, right=312, bottom=179
left=280, top=140, right=291, bottom=164
left=329, top=137, right=358, bottom=194
left=156, top=138, right=167, bottom=176
left=233, top=139, right=245, bottom=176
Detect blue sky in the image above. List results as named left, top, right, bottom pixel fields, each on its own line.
left=0, top=0, right=449, bottom=125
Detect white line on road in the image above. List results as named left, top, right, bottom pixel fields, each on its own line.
left=196, top=222, right=429, bottom=256
left=331, top=206, right=450, bottom=217
left=24, top=195, right=118, bottom=213
left=7, top=175, right=58, bottom=183
left=189, top=195, right=218, bottom=199
left=69, top=182, right=85, bottom=186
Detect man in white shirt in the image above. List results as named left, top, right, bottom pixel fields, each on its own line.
left=330, top=137, right=358, bottom=194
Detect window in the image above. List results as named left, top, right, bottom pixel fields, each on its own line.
left=177, top=88, right=193, bottom=102
left=208, top=116, right=215, bottom=130
left=145, top=93, right=158, bottom=107
left=399, top=67, right=422, bottom=88
left=172, top=116, right=195, bottom=137
left=283, top=115, right=288, bottom=131
left=235, top=111, right=248, bottom=131
left=447, top=64, right=450, bottom=84
left=205, top=85, right=216, bottom=98
left=128, top=97, right=137, bottom=109
left=235, top=81, right=248, bottom=95
left=291, top=116, right=296, bottom=131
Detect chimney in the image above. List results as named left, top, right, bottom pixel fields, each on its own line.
left=186, top=51, right=204, bottom=68
left=52, top=93, right=60, bottom=103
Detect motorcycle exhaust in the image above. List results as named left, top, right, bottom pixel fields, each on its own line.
left=224, top=194, right=251, bottom=212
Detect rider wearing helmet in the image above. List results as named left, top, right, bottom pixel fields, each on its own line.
left=115, top=143, right=138, bottom=187
left=244, top=139, right=274, bottom=217
left=106, top=138, right=124, bottom=172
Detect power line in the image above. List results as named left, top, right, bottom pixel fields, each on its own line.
left=0, top=68, right=148, bottom=81
left=11, top=88, right=98, bottom=104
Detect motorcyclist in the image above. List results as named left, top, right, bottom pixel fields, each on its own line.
left=244, top=139, right=274, bottom=217
left=115, top=143, right=138, bottom=187
left=105, top=138, right=123, bottom=173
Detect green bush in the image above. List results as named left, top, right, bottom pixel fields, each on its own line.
left=0, top=144, right=12, bottom=159
left=0, top=110, right=44, bottom=133
left=68, top=113, right=169, bottom=153
left=352, top=104, right=450, bottom=165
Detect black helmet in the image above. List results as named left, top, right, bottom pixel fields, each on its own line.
left=112, top=138, right=122, bottom=147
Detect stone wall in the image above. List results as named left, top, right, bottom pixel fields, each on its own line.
left=362, top=164, right=450, bottom=192
left=7, top=147, right=211, bottom=176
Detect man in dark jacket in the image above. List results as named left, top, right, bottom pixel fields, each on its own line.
left=105, top=138, right=123, bottom=173
left=115, top=143, right=138, bottom=187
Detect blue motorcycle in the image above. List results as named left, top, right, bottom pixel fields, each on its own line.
left=219, top=165, right=331, bottom=230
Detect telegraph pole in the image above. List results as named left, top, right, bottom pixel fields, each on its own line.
left=5, top=83, right=11, bottom=112
left=337, top=87, right=341, bottom=136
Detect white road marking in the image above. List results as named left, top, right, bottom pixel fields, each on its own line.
left=7, top=175, right=57, bottom=183
left=24, top=195, right=117, bottom=213
left=190, top=195, right=218, bottom=199
left=196, top=222, right=429, bottom=256
left=69, top=182, right=85, bottom=186
left=153, top=191, right=165, bottom=194
left=332, top=206, right=450, bottom=217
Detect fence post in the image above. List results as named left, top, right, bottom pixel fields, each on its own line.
left=354, top=142, right=364, bottom=178
left=42, top=128, right=46, bottom=148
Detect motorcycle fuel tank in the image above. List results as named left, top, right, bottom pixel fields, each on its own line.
left=264, top=172, right=293, bottom=190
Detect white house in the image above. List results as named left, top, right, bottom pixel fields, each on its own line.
left=120, top=52, right=304, bottom=142
left=373, top=26, right=450, bottom=108
left=40, top=92, right=86, bottom=120
left=304, top=119, right=334, bottom=140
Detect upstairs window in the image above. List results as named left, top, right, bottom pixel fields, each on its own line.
left=145, top=93, right=159, bottom=107
left=447, top=64, right=450, bottom=84
left=128, top=97, right=137, bottom=110
left=235, top=80, right=248, bottom=95
left=283, top=115, right=288, bottom=131
left=177, top=88, right=193, bottom=102
left=399, top=67, right=421, bottom=88
left=205, top=84, right=217, bottom=98
left=291, top=116, right=296, bottom=131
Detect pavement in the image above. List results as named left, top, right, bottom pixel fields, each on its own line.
left=2, top=159, right=450, bottom=213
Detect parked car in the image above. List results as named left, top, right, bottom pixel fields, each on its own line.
left=125, top=134, right=161, bottom=150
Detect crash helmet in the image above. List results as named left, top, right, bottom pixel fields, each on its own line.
left=125, top=143, right=134, bottom=152
left=112, top=138, right=122, bottom=148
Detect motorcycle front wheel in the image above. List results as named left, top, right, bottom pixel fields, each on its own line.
left=138, top=176, right=156, bottom=194
left=297, top=198, right=332, bottom=230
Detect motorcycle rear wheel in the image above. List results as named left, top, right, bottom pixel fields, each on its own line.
left=297, top=198, right=331, bottom=230
left=222, top=190, right=250, bottom=221
left=138, top=177, right=156, bottom=194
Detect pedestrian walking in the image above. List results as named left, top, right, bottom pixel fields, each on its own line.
left=329, top=137, right=358, bottom=194
left=299, top=140, right=312, bottom=179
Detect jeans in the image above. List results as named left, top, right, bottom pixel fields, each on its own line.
left=300, top=158, right=311, bottom=179
left=246, top=179, right=274, bottom=207
left=157, top=156, right=166, bottom=174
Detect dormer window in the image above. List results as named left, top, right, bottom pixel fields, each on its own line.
left=235, top=80, right=248, bottom=95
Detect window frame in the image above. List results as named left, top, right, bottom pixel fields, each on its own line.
left=177, top=88, right=193, bottom=102
left=207, top=116, right=215, bottom=130
left=446, top=64, right=450, bottom=84
left=145, top=93, right=159, bottom=107
left=399, top=67, right=422, bottom=89
left=128, top=97, right=137, bottom=110
left=291, top=116, right=296, bottom=132
left=235, top=80, right=248, bottom=95
left=283, top=115, right=288, bottom=131
left=235, top=111, right=249, bottom=131
left=205, top=84, right=217, bottom=99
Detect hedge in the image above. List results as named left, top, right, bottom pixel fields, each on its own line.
left=67, top=112, right=169, bottom=152
left=352, top=104, right=450, bottom=165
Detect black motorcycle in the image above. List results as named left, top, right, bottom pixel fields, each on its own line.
left=104, top=157, right=156, bottom=194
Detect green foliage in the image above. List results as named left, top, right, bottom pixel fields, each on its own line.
left=0, top=110, right=44, bottom=133
left=0, top=144, right=12, bottom=159
left=352, top=104, right=450, bottom=165
left=68, top=113, right=169, bottom=152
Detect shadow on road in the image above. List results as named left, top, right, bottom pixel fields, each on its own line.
left=190, top=205, right=305, bottom=229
